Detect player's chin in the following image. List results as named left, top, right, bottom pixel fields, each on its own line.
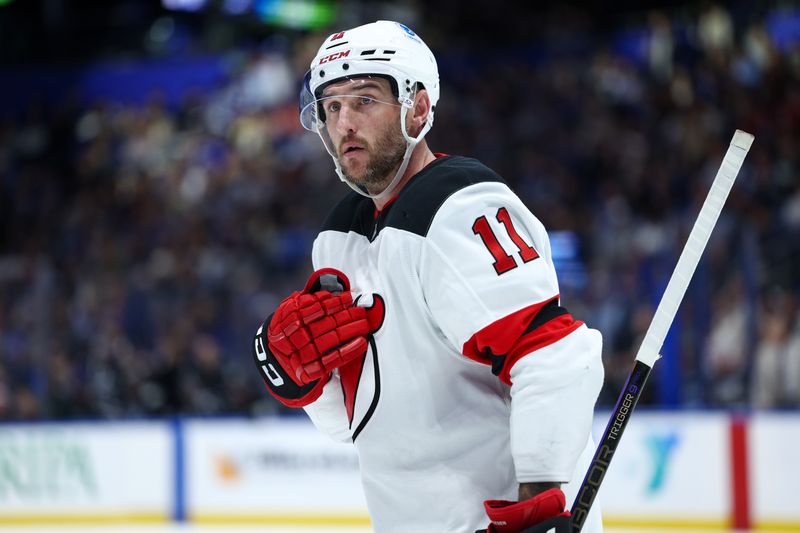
left=341, top=159, right=367, bottom=179
left=342, top=168, right=367, bottom=187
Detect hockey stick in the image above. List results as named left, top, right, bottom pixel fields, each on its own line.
left=569, top=130, right=755, bottom=532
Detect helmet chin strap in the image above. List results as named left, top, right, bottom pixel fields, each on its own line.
left=327, top=103, right=433, bottom=204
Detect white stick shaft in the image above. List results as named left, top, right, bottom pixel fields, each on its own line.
left=636, top=130, right=754, bottom=367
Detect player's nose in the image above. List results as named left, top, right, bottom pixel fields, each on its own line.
left=334, top=105, right=358, bottom=136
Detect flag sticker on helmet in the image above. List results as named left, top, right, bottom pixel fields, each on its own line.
left=395, top=22, right=421, bottom=41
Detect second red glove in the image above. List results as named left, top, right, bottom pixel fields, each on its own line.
left=484, top=488, right=570, bottom=533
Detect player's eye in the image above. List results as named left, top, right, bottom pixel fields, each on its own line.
left=359, top=96, right=375, bottom=106
left=324, top=101, right=341, bottom=114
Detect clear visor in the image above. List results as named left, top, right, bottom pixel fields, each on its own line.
left=299, top=66, right=414, bottom=131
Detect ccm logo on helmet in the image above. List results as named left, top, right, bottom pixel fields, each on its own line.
left=319, top=50, right=350, bottom=64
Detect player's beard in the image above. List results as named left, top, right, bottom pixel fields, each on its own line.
left=340, top=123, right=406, bottom=195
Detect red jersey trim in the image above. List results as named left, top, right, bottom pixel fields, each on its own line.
left=374, top=195, right=399, bottom=219
left=462, top=297, right=559, bottom=365
left=462, top=296, right=583, bottom=385
left=499, top=314, right=583, bottom=384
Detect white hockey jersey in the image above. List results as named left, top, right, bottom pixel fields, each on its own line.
left=305, top=155, right=604, bottom=533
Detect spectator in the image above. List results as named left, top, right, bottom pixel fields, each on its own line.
left=705, top=277, right=749, bottom=406
left=751, top=291, right=800, bottom=408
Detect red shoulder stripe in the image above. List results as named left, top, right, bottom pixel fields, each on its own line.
left=462, top=297, right=559, bottom=366
left=462, top=296, right=583, bottom=385
left=499, top=314, right=583, bottom=384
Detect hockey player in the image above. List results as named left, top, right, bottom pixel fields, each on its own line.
left=253, top=20, right=604, bottom=533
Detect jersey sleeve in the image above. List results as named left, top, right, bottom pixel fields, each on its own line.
left=509, top=325, right=604, bottom=481
left=422, top=181, right=605, bottom=482
left=420, top=181, right=583, bottom=383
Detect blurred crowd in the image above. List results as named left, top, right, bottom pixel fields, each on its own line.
left=1, top=2, right=799, bottom=420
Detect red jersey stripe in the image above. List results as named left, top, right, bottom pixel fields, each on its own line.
left=499, top=314, right=583, bottom=384
left=462, top=296, right=583, bottom=385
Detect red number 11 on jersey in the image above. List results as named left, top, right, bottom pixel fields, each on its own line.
left=472, top=207, right=539, bottom=275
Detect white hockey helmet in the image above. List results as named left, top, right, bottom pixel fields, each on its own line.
left=299, top=20, right=440, bottom=201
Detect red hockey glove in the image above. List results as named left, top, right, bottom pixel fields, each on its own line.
left=267, top=268, right=378, bottom=386
left=483, top=488, right=570, bottom=533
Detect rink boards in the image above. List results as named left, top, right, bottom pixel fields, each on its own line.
left=0, top=412, right=798, bottom=530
